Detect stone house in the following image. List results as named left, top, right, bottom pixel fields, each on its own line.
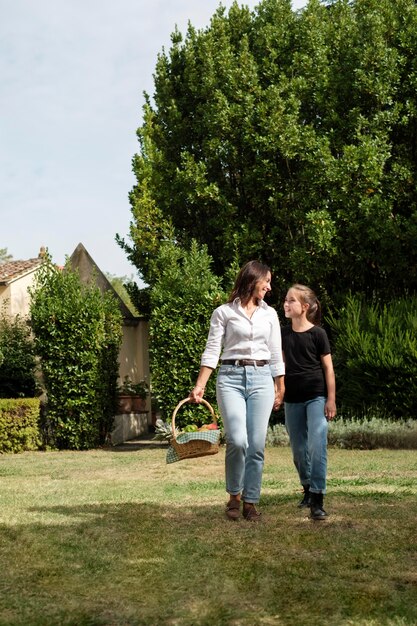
left=0, top=253, right=43, bottom=317
left=0, top=245, right=150, bottom=442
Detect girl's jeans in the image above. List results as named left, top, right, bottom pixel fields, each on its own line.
left=284, top=397, right=328, bottom=494
left=216, top=364, right=274, bottom=503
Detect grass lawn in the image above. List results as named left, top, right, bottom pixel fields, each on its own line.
left=0, top=444, right=416, bottom=626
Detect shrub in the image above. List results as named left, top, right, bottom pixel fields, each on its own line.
left=265, top=416, right=417, bottom=449
left=0, top=308, right=38, bottom=398
left=29, top=257, right=122, bottom=450
left=149, top=240, right=226, bottom=428
left=0, top=398, right=41, bottom=453
left=96, top=293, right=124, bottom=443
left=327, top=416, right=417, bottom=450
left=265, top=423, right=290, bottom=447
left=327, top=294, right=417, bottom=419
left=118, top=376, right=149, bottom=399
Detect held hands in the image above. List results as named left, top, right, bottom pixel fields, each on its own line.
left=273, top=391, right=283, bottom=411
left=273, top=377, right=284, bottom=411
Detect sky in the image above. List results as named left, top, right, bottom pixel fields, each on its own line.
left=1, top=0, right=307, bottom=279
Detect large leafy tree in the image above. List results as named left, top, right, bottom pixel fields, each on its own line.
left=119, top=0, right=417, bottom=307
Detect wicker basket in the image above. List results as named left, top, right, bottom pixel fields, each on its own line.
left=168, top=398, right=220, bottom=462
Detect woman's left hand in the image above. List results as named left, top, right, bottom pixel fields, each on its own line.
left=273, top=390, right=283, bottom=411
left=273, top=377, right=284, bottom=410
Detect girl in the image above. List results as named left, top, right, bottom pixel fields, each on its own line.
left=282, top=284, right=336, bottom=520
left=190, top=261, right=285, bottom=521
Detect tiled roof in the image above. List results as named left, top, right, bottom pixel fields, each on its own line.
left=0, top=258, right=42, bottom=284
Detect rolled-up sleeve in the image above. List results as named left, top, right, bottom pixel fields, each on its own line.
left=200, top=307, right=226, bottom=370
left=269, top=309, right=285, bottom=378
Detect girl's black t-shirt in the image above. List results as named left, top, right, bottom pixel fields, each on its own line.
left=281, top=325, right=331, bottom=402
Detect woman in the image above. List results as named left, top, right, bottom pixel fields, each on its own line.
left=190, top=260, right=285, bottom=521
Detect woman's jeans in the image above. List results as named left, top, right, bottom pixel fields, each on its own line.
left=284, top=397, right=328, bottom=494
left=216, top=364, right=274, bottom=503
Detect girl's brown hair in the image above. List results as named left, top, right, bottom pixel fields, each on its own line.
left=291, top=284, right=321, bottom=325
left=228, top=260, right=271, bottom=305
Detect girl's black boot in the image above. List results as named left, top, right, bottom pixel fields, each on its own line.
left=298, top=485, right=310, bottom=508
left=310, top=492, right=327, bottom=520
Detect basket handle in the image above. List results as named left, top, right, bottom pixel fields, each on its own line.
left=171, top=397, right=217, bottom=439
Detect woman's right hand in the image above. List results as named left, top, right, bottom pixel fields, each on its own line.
left=189, top=367, right=213, bottom=403
left=189, top=385, right=205, bottom=403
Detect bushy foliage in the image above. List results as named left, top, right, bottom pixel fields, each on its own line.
left=0, top=247, right=12, bottom=264
left=149, top=240, right=226, bottom=427
left=265, top=423, right=290, bottom=447
left=120, top=0, right=417, bottom=308
left=105, top=273, right=139, bottom=315
left=265, top=416, right=417, bottom=449
left=29, top=257, right=122, bottom=450
left=327, top=416, right=417, bottom=450
left=0, top=398, right=41, bottom=453
left=0, top=308, right=38, bottom=398
left=327, top=294, right=417, bottom=419
left=97, top=294, right=124, bottom=442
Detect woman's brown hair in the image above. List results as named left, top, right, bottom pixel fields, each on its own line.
left=228, top=261, right=271, bottom=305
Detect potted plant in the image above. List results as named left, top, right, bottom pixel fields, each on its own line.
left=117, top=376, right=149, bottom=413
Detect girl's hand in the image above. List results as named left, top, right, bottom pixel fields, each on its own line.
left=189, top=385, right=205, bottom=403
left=325, top=399, right=336, bottom=421
left=273, top=395, right=283, bottom=411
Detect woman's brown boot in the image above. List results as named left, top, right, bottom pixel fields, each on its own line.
left=225, top=496, right=241, bottom=520
left=242, top=502, right=262, bottom=522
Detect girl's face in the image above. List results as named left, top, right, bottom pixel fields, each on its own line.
left=254, top=272, right=272, bottom=302
left=283, top=288, right=307, bottom=318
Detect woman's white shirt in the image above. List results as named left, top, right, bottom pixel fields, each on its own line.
left=200, top=298, right=285, bottom=378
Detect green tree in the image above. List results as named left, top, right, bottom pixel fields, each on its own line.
left=0, top=248, right=12, bottom=265
left=105, top=272, right=139, bottom=315
left=149, top=240, right=226, bottom=425
left=119, top=0, right=417, bottom=307
left=0, top=307, right=38, bottom=398
left=29, top=256, right=122, bottom=449
left=327, top=294, right=417, bottom=419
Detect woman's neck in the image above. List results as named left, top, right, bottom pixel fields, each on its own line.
left=241, top=298, right=258, bottom=319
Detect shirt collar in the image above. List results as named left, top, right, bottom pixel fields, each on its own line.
left=233, top=297, right=269, bottom=310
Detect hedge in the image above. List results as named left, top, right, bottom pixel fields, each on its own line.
left=0, top=398, right=41, bottom=454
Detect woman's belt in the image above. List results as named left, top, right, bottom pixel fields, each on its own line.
left=221, top=359, right=269, bottom=367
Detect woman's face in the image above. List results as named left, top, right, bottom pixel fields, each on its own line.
left=253, top=272, right=272, bottom=301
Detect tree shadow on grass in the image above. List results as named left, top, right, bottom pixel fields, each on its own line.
left=2, top=492, right=416, bottom=626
